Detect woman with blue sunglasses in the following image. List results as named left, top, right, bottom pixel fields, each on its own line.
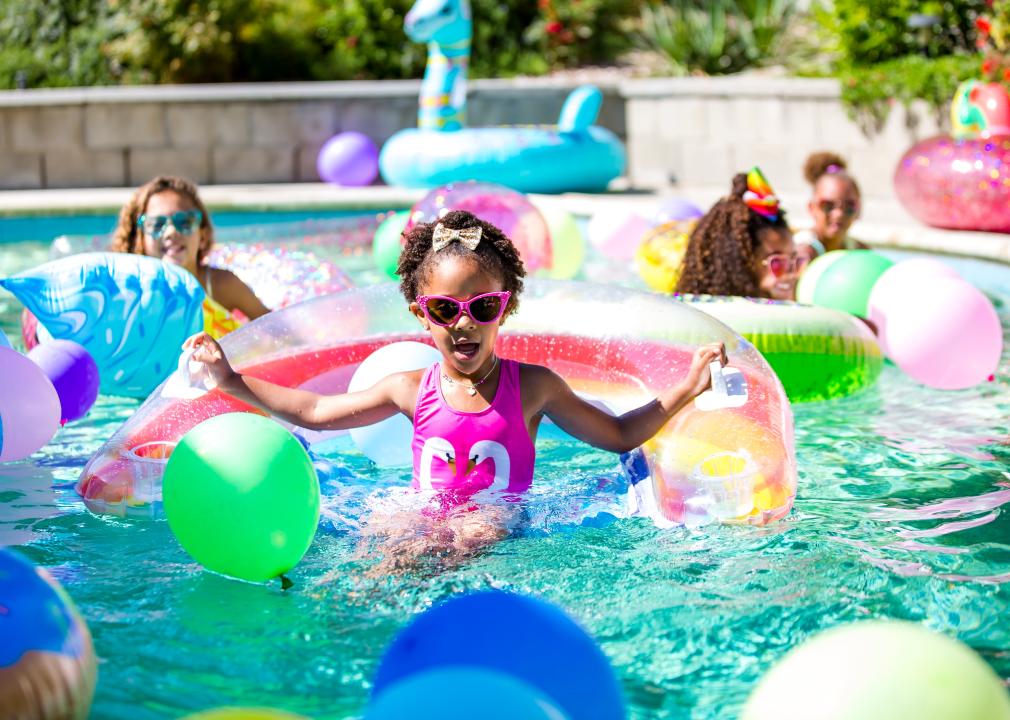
left=112, top=176, right=269, bottom=337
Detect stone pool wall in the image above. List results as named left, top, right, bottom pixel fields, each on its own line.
left=0, top=76, right=938, bottom=198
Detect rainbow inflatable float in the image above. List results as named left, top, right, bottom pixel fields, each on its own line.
left=78, top=282, right=796, bottom=528
left=378, top=0, right=625, bottom=193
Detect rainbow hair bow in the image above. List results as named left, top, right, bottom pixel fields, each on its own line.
left=743, top=167, right=780, bottom=221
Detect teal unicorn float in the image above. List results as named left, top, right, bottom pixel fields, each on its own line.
left=379, top=0, right=626, bottom=193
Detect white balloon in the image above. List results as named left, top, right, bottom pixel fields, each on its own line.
left=348, top=341, right=442, bottom=467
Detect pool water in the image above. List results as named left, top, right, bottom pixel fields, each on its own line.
left=1, top=214, right=1009, bottom=719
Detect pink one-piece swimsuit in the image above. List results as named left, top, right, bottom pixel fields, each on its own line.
left=411, top=358, right=535, bottom=493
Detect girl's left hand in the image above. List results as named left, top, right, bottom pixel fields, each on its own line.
left=679, top=342, right=728, bottom=399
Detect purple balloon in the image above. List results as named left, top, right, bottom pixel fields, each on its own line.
left=652, top=197, right=703, bottom=225
left=27, top=340, right=99, bottom=424
left=317, top=132, right=380, bottom=187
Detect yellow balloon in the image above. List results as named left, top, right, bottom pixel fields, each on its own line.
left=537, top=205, right=585, bottom=279
left=635, top=220, right=695, bottom=293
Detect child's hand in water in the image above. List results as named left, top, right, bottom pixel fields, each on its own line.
left=182, top=332, right=237, bottom=388
left=679, top=342, right=728, bottom=399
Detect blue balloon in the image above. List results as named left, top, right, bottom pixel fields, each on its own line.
left=367, top=668, right=569, bottom=720
left=1, top=252, right=205, bottom=397
left=373, top=590, right=625, bottom=720
left=0, top=548, right=96, bottom=717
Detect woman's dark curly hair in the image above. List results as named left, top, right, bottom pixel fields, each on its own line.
left=111, top=175, right=214, bottom=263
left=397, top=209, right=526, bottom=316
left=675, top=173, right=790, bottom=297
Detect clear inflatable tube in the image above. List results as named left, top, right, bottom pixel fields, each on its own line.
left=78, top=281, right=797, bottom=527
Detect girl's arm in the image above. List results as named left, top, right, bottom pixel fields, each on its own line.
left=210, top=268, right=271, bottom=320
left=184, top=332, right=413, bottom=431
left=535, top=343, right=726, bottom=454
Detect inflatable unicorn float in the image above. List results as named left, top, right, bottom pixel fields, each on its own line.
left=379, top=0, right=626, bottom=193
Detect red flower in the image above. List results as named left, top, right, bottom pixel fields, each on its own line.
left=546, top=20, right=563, bottom=34
left=982, top=58, right=995, bottom=74
left=977, top=17, right=992, bottom=34
left=1004, top=68, right=1010, bottom=81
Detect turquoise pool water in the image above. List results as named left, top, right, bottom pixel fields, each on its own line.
left=1, top=213, right=1009, bottom=719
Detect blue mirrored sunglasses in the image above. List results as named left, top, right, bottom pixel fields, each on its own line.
left=137, top=210, right=203, bottom=239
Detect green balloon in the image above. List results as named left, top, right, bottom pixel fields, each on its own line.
left=795, top=250, right=846, bottom=305
left=373, top=210, right=411, bottom=280
left=164, top=413, right=320, bottom=583
left=799, top=250, right=893, bottom=317
left=743, top=621, right=1010, bottom=720
left=538, top=204, right=586, bottom=279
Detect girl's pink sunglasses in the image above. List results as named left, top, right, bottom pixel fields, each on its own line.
left=416, top=291, right=511, bottom=326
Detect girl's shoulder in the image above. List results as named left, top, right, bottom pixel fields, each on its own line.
left=516, top=361, right=566, bottom=394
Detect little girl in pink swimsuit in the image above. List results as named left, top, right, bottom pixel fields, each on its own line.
left=186, top=210, right=724, bottom=569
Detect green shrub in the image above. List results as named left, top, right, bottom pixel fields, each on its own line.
left=639, top=0, right=796, bottom=76
left=814, top=0, right=986, bottom=67
left=839, top=54, right=981, bottom=132
left=813, top=0, right=988, bottom=133
left=526, top=0, right=640, bottom=70
left=0, top=0, right=643, bottom=88
left=0, top=0, right=120, bottom=88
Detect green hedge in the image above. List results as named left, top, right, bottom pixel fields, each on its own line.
left=813, top=0, right=988, bottom=129
left=0, top=0, right=640, bottom=89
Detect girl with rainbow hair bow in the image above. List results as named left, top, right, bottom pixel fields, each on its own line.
left=676, top=168, right=804, bottom=301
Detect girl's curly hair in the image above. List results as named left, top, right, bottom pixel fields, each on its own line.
left=110, top=176, right=214, bottom=263
left=804, top=151, right=861, bottom=198
left=397, top=210, right=526, bottom=315
left=675, top=173, right=790, bottom=297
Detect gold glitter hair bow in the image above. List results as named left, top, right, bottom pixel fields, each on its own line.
left=432, top=223, right=482, bottom=252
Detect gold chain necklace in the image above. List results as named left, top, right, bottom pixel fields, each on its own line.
left=442, top=355, right=498, bottom=397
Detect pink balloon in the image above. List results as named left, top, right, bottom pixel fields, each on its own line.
left=877, top=277, right=1002, bottom=390
left=867, top=259, right=962, bottom=355
left=0, top=347, right=61, bottom=461
left=407, top=182, right=552, bottom=273
left=587, top=208, right=651, bottom=261
left=894, top=135, right=1010, bottom=232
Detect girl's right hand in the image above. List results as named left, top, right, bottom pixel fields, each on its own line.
left=182, top=332, right=237, bottom=387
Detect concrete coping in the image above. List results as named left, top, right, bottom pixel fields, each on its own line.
left=0, top=183, right=1005, bottom=267
left=0, top=75, right=840, bottom=108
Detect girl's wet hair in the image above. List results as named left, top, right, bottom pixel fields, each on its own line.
left=397, top=209, right=526, bottom=314
left=111, top=176, right=214, bottom=262
left=675, top=173, right=790, bottom=297
left=804, top=151, right=861, bottom=198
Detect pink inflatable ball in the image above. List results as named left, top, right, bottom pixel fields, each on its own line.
left=894, top=135, right=1010, bottom=233
left=652, top=197, right=703, bottom=226
left=317, top=132, right=380, bottom=187
left=587, top=207, right=652, bottom=261
left=876, top=276, right=1002, bottom=390
left=867, top=259, right=962, bottom=357
left=27, top=339, right=100, bottom=424
left=0, top=347, right=61, bottom=462
left=406, top=182, right=552, bottom=273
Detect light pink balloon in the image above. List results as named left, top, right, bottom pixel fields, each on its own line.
left=0, top=347, right=61, bottom=461
left=878, top=277, right=1002, bottom=390
left=867, top=259, right=962, bottom=356
left=587, top=208, right=651, bottom=261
